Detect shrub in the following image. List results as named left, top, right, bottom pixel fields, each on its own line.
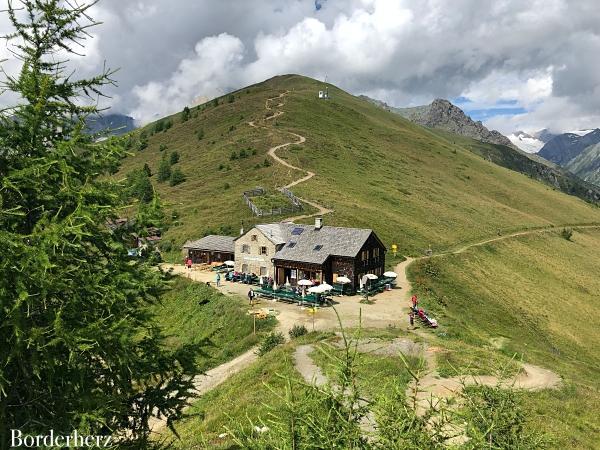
left=159, top=143, right=168, bottom=152
left=142, top=163, right=152, bottom=177
left=223, top=182, right=230, bottom=190
left=181, top=106, right=190, bottom=122
left=263, top=158, right=271, bottom=167
left=159, top=240, right=173, bottom=252
left=157, top=157, right=171, bottom=182
left=218, top=163, right=225, bottom=171
left=227, top=94, right=234, bottom=103
left=153, top=120, right=164, bottom=133
left=561, top=228, right=573, bottom=241
left=169, top=168, right=186, bottom=186
left=170, top=151, right=180, bottom=165
left=230, top=151, right=237, bottom=160
left=163, top=119, right=173, bottom=131
left=229, top=125, right=235, bottom=132
left=288, top=325, right=308, bottom=339
left=138, top=139, right=148, bottom=151
left=212, top=98, right=218, bottom=107
left=239, top=149, right=247, bottom=158
left=257, top=332, right=285, bottom=356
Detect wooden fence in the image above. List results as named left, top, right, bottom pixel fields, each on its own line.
left=242, top=186, right=303, bottom=217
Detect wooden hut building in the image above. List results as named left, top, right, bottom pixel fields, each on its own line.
left=182, top=235, right=235, bottom=264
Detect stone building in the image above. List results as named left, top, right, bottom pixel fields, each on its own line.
left=234, top=218, right=386, bottom=290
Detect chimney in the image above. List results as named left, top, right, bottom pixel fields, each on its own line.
left=314, top=217, right=323, bottom=230
left=240, top=221, right=244, bottom=236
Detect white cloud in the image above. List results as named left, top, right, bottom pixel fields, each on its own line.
left=130, top=33, right=245, bottom=123
left=1, top=0, right=600, bottom=134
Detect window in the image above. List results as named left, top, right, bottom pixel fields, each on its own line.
left=260, top=246, right=268, bottom=255
left=291, top=269, right=297, bottom=279
left=242, top=244, right=250, bottom=254
left=251, top=234, right=257, bottom=241
left=313, top=245, right=323, bottom=251
left=361, top=250, right=369, bottom=261
left=288, top=242, right=296, bottom=248
left=373, top=248, right=380, bottom=258
left=259, top=266, right=267, bottom=276
left=242, top=264, right=248, bottom=272
left=291, top=227, right=304, bottom=235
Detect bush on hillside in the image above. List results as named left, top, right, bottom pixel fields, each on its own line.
left=561, top=228, right=573, bottom=241
left=169, top=168, right=186, bottom=186
left=170, top=151, right=180, bottom=165
left=157, top=156, right=171, bottom=182
left=159, top=143, right=168, bottom=152
left=257, top=332, right=285, bottom=356
left=181, top=106, right=190, bottom=122
left=288, top=325, right=308, bottom=339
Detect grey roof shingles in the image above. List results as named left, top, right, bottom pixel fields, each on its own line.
left=183, top=235, right=235, bottom=253
left=271, top=224, right=374, bottom=265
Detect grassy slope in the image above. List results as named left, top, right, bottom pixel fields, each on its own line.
left=150, top=277, right=274, bottom=372
left=409, top=228, right=600, bottom=448
left=120, top=75, right=600, bottom=446
left=117, top=74, right=600, bottom=257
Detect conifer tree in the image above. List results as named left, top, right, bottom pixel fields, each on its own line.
left=0, top=1, right=197, bottom=447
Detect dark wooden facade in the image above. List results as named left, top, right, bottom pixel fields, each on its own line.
left=273, top=232, right=386, bottom=290
left=187, top=249, right=234, bottom=264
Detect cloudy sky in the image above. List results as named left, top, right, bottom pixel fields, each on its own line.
left=1, top=0, right=599, bottom=135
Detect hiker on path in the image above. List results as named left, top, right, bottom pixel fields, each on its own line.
left=248, top=288, right=255, bottom=305
left=216, top=272, right=221, bottom=287
left=409, top=311, right=415, bottom=328
left=411, top=295, right=418, bottom=310
left=186, top=257, right=192, bottom=270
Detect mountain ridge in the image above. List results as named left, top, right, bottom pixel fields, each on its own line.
left=360, top=95, right=513, bottom=147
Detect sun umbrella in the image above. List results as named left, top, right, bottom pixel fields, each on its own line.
left=273, top=281, right=278, bottom=290
left=383, top=271, right=397, bottom=278
left=285, top=277, right=291, bottom=287
left=224, top=260, right=235, bottom=266
left=365, top=273, right=378, bottom=280
left=298, top=279, right=313, bottom=286
left=336, top=276, right=351, bottom=284
left=308, top=285, right=325, bottom=293
left=319, top=282, right=333, bottom=291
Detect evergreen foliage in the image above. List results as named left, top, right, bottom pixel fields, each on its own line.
left=169, top=151, right=180, bottom=165
left=169, top=168, right=186, bottom=187
left=157, top=155, right=172, bottom=182
left=0, top=2, right=199, bottom=447
left=181, top=106, right=190, bottom=122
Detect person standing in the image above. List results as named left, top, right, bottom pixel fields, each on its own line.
left=186, top=257, right=192, bottom=270
left=216, top=272, right=221, bottom=287
left=248, top=288, right=255, bottom=305
left=411, top=294, right=418, bottom=310
left=409, top=311, right=415, bottom=328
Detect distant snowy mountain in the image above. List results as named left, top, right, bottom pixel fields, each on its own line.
left=508, top=131, right=545, bottom=153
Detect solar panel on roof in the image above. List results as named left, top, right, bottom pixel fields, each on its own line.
left=288, top=242, right=296, bottom=248
left=313, top=245, right=323, bottom=251
left=291, top=227, right=304, bottom=235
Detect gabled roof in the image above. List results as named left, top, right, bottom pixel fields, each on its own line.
left=272, top=225, right=376, bottom=265
left=183, top=235, right=235, bottom=253
left=255, top=223, right=295, bottom=245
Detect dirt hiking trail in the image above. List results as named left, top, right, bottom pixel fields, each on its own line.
left=248, top=91, right=333, bottom=222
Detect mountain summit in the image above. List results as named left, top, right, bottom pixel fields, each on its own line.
left=363, top=96, right=513, bottom=147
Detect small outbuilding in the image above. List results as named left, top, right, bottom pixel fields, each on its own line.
left=182, top=235, right=235, bottom=264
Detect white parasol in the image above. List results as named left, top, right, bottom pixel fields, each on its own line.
left=365, top=273, right=378, bottom=280
left=336, top=276, right=351, bottom=284
left=224, top=260, right=235, bottom=266
left=383, top=271, right=397, bottom=278
left=285, top=277, right=291, bottom=287
left=319, top=283, right=333, bottom=291
left=298, top=279, right=313, bottom=286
